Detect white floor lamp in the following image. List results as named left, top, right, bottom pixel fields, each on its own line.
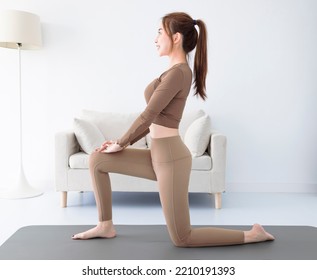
left=0, top=10, right=43, bottom=199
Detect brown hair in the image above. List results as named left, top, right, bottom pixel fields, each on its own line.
left=162, top=12, right=208, bottom=100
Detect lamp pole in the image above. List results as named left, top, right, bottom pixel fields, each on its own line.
left=0, top=9, right=43, bottom=198
left=0, top=42, right=42, bottom=199
left=18, top=43, right=23, bottom=174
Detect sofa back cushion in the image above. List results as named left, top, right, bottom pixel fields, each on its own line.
left=73, top=118, right=105, bottom=154
left=184, top=114, right=212, bottom=157
left=80, top=110, right=147, bottom=149
left=75, top=109, right=210, bottom=154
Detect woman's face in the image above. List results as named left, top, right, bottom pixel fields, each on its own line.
left=155, top=22, right=172, bottom=57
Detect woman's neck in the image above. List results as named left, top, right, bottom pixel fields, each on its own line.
left=168, top=52, right=187, bottom=68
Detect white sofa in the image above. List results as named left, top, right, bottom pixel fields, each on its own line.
left=55, top=109, right=227, bottom=209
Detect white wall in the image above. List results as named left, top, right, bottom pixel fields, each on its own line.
left=0, top=0, right=316, bottom=193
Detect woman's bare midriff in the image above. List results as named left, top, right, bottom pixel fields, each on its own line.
left=150, top=123, right=179, bottom=138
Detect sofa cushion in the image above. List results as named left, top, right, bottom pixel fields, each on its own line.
left=69, top=151, right=212, bottom=171
left=69, top=152, right=90, bottom=169
left=73, top=118, right=105, bottom=154
left=191, top=153, right=212, bottom=170
left=80, top=110, right=147, bottom=149
left=184, top=114, right=211, bottom=157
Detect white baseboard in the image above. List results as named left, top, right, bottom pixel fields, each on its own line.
left=226, top=182, right=317, bottom=193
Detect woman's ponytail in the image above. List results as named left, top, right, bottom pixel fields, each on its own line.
left=193, top=20, right=208, bottom=100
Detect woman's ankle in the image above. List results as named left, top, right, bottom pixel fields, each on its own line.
left=98, top=220, right=116, bottom=236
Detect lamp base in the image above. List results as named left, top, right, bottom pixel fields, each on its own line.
left=0, top=168, right=42, bottom=199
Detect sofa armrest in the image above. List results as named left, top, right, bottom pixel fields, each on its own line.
left=55, top=130, right=80, bottom=190
left=209, top=130, right=227, bottom=192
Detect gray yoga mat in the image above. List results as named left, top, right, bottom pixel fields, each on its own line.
left=0, top=225, right=316, bottom=260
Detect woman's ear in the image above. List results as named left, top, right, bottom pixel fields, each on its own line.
left=172, top=32, right=182, bottom=44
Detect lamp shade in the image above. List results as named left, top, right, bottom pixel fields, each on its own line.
left=0, top=10, right=42, bottom=50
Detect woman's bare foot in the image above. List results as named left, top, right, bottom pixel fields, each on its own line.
left=72, top=221, right=116, bottom=240
left=244, top=224, right=275, bottom=244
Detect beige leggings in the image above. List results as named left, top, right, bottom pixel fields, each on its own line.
left=89, top=136, right=244, bottom=247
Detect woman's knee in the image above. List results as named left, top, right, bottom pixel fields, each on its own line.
left=171, top=238, right=189, bottom=248
left=89, top=151, right=103, bottom=170
left=168, top=232, right=191, bottom=248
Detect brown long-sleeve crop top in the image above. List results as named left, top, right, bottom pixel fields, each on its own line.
left=117, top=63, right=192, bottom=147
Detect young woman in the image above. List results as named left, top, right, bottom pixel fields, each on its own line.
left=72, top=12, right=275, bottom=247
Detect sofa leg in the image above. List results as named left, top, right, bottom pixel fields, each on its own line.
left=61, top=191, right=67, bottom=208
left=215, top=192, right=222, bottom=209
